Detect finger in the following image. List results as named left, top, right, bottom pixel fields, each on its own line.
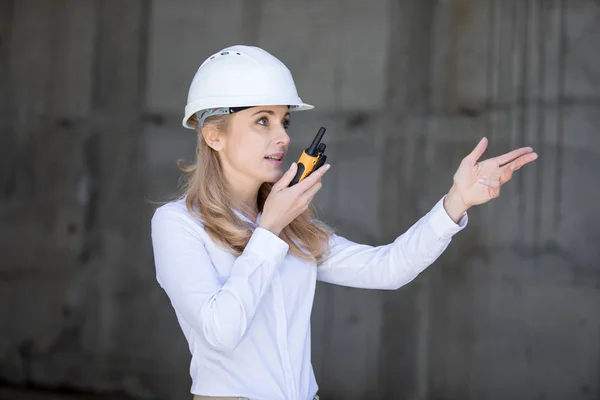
left=273, top=162, right=298, bottom=191
left=466, top=137, right=489, bottom=163
left=506, top=152, right=538, bottom=172
left=294, top=163, right=330, bottom=193
left=495, top=152, right=538, bottom=184
left=494, top=147, right=534, bottom=167
left=300, top=179, right=323, bottom=204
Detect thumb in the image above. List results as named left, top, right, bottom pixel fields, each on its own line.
left=466, top=137, right=488, bottom=163
left=273, top=162, right=298, bottom=191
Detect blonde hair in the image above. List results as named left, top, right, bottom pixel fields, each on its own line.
left=176, top=113, right=333, bottom=263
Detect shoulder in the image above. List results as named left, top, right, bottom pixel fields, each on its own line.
left=151, top=197, right=205, bottom=234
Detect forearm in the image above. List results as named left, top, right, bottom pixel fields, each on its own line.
left=198, top=228, right=288, bottom=351
left=317, top=196, right=468, bottom=289
left=152, top=208, right=289, bottom=353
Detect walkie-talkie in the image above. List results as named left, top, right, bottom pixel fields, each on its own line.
left=289, top=127, right=328, bottom=187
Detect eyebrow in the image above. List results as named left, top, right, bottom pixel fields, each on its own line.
left=252, top=110, right=291, bottom=118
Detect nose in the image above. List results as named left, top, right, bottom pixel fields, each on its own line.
left=275, top=126, right=290, bottom=146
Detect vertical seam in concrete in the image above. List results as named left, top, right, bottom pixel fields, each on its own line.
left=133, top=0, right=151, bottom=212
left=318, top=0, right=344, bottom=387
left=517, top=0, right=531, bottom=251
left=0, top=0, right=16, bottom=200
left=414, top=2, right=436, bottom=397
left=533, top=0, right=544, bottom=259
left=240, top=0, right=262, bottom=45
left=554, top=0, right=566, bottom=231
left=484, top=0, right=498, bottom=233
left=333, top=0, right=344, bottom=110
left=90, top=0, right=103, bottom=111
left=378, top=0, right=404, bottom=393
left=499, top=0, right=523, bottom=249
left=404, top=0, right=418, bottom=218
left=485, top=0, right=496, bottom=139
left=48, top=2, right=65, bottom=119
left=136, top=0, right=151, bottom=113
left=379, top=0, right=438, bottom=397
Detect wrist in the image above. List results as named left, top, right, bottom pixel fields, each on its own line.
left=258, top=222, right=282, bottom=237
left=444, top=186, right=469, bottom=224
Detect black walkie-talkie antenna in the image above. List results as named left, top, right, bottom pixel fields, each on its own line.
left=306, top=127, right=326, bottom=156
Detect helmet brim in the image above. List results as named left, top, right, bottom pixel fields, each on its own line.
left=182, top=101, right=314, bottom=129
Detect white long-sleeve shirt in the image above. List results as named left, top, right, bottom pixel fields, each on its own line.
left=150, top=195, right=467, bottom=400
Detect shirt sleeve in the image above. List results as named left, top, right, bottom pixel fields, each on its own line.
left=151, top=206, right=289, bottom=352
left=316, top=195, right=468, bottom=290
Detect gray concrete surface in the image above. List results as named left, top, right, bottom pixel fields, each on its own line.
left=1, top=0, right=598, bottom=399
left=0, top=386, right=133, bottom=400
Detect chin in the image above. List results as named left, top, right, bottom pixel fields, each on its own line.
left=261, top=169, right=284, bottom=184
left=263, top=175, right=280, bottom=184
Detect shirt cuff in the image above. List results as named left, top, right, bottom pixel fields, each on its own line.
left=427, top=195, right=468, bottom=240
left=245, top=227, right=290, bottom=265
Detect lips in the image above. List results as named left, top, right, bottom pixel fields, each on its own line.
left=264, top=152, right=285, bottom=161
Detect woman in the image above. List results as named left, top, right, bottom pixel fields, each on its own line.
left=150, top=45, right=537, bottom=400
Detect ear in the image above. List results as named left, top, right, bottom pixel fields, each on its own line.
left=202, top=125, right=224, bottom=151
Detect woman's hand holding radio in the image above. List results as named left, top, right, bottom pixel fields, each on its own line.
left=259, top=162, right=331, bottom=236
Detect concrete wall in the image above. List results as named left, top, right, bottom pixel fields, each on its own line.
left=1, top=0, right=598, bottom=399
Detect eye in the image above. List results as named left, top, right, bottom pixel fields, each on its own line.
left=257, top=117, right=268, bottom=126
left=282, top=120, right=291, bottom=129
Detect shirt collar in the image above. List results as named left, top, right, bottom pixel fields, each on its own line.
left=182, top=195, right=262, bottom=227
left=232, top=209, right=262, bottom=227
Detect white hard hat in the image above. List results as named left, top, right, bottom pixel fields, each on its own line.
left=182, top=45, right=314, bottom=129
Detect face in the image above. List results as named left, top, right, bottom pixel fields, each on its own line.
left=206, top=105, right=291, bottom=187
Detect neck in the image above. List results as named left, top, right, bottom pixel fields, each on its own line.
left=220, top=159, right=262, bottom=221
left=230, top=185, right=260, bottom=219
left=224, top=176, right=261, bottom=221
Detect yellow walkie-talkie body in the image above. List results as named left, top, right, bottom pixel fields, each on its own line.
left=289, top=127, right=328, bottom=187
left=295, top=151, right=321, bottom=182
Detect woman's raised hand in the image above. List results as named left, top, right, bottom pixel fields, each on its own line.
left=444, top=137, right=538, bottom=220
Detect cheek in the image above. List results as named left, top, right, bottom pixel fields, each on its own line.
left=228, top=132, right=264, bottom=166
